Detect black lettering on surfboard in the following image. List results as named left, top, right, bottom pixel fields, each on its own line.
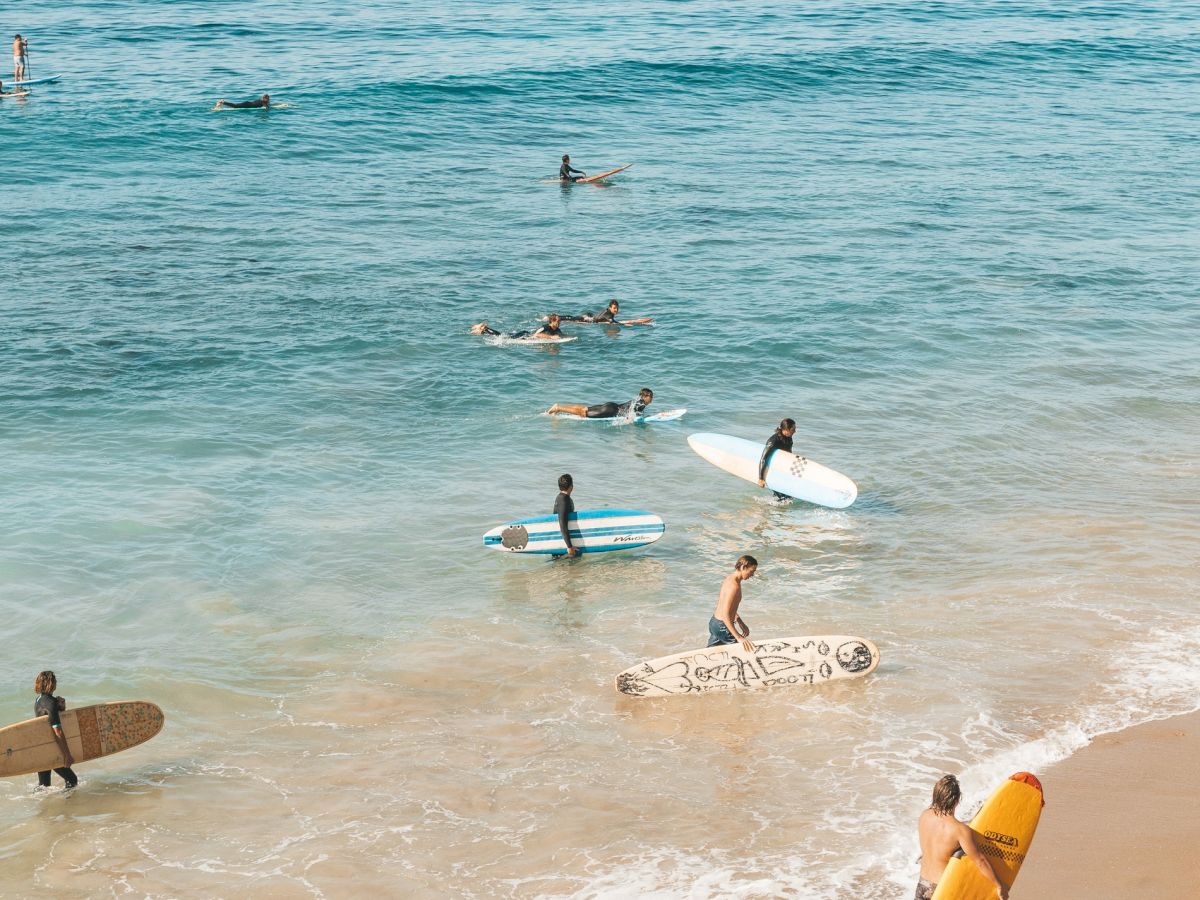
left=836, top=640, right=875, bottom=673
left=984, top=831, right=1018, bottom=848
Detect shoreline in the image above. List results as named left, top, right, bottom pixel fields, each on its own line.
left=1015, top=709, right=1200, bottom=898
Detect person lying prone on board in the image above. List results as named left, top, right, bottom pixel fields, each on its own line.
left=708, top=555, right=757, bottom=652
left=916, top=774, right=1008, bottom=900
left=758, top=418, right=797, bottom=500
left=214, top=93, right=271, bottom=109
left=555, top=299, right=653, bottom=327
left=471, top=313, right=566, bottom=340
left=547, top=387, right=653, bottom=420
left=0, top=79, right=28, bottom=97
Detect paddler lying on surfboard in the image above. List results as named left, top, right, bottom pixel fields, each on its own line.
left=916, top=775, right=1008, bottom=900
left=555, top=300, right=653, bottom=327
left=471, top=313, right=566, bottom=341
left=559, top=154, right=586, bottom=182
left=548, top=387, right=653, bottom=420
left=0, top=79, right=29, bottom=97
left=214, top=93, right=271, bottom=110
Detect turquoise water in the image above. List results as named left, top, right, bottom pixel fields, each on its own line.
left=3, top=2, right=1199, bottom=897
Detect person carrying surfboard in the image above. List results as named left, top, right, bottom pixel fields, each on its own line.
left=916, top=775, right=1008, bottom=900
left=554, top=473, right=579, bottom=557
left=32, top=670, right=77, bottom=790
left=471, top=313, right=566, bottom=341
left=708, top=555, right=757, bottom=651
left=547, top=388, right=653, bottom=421
left=559, top=154, right=586, bottom=182
left=556, top=300, right=653, bottom=327
left=757, top=418, right=797, bottom=499
left=214, top=93, right=271, bottom=110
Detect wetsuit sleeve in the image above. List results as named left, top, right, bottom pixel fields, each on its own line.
left=758, top=434, right=781, bottom=482
left=555, top=494, right=575, bottom=549
left=594, top=309, right=614, bottom=323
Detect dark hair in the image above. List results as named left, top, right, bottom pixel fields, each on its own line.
left=777, top=418, right=796, bottom=433
left=558, top=473, right=573, bottom=491
left=562, top=154, right=570, bottom=161
left=930, top=775, right=961, bottom=815
left=35, top=671, right=56, bottom=694
left=639, top=387, right=653, bottom=399
left=735, top=554, right=758, bottom=570
left=608, top=299, right=619, bottom=309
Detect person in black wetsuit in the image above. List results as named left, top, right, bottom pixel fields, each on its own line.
left=547, top=387, right=653, bottom=420
left=554, top=473, right=579, bottom=557
left=758, top=418, right=797, bottom=499
left=33, top=670, right=77, bottom=790
left=214, top=93, right=271, bottom=109
left=556, top=299, right=653, bottom=327
left=471, top=313, right=566, bottom=340
left=559, top=154, right=586, bottom=182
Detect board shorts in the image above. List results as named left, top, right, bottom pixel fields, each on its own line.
left=707, top=616, right=736, bottom=647
left=914, top=878, right=936, bottom=900
left=585, top=402, right=620, bottom=418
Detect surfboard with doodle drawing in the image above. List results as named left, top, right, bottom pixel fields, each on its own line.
left=615, top=636, right=879, bottom=697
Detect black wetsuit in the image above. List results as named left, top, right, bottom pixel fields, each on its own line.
left=221, top=98, right=269, bottom=109
left=554, top=490, right=576, bottom=551
left=560, top=162, right=585, bottom=182
left=34, top=693, right=78, bottom=788
left=586, top=397, right=648, bottom=419
left=482, top=323, right=562, bottom=339
left=561, top=307, right=617, bottom=324
left=759, top=430, right=794, bottom=499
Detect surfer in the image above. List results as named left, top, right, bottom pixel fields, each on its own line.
left=547, top=388, right=653, bottom=421
left=916, top=775, right=1008, bottom=900
left=555, top=474, right=579, bottom=557
left=559, top=154, right=586, bottom=182
left=33, top=670, right=77, bottom=790
left=708, top=555, right=757, bottom=651
left=12, top=35, right=26, bottom=82
left=556, top=300, right=653, bottom=327
left=214, top=93, right=271, bottom=109
left=757, top=418, right=797, bottom=499
left=0, top=79, right=27, bottom=97
left=471, top=313, right=566, bottom=341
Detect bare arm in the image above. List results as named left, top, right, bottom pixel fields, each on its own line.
left=716, top=580, right=754, bottom=651
left=960, top=824, right=1007, bottom=900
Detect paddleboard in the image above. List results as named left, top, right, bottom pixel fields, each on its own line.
left=483, top=509, right=665, bottom=555
left=577, top=164, right=632, bottom=184
left=931, top=772, right=1045, bottom=899
left=687, top=432, right=857, bottom=509
left=616, top=635, right=879, bottom=696
left=8, top=75, right=61, bottom=87
left=549, top=408, right=686, bottom=425
left=0, top=700, right=165, bottom=778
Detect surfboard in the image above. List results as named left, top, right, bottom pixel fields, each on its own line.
left=8, top=75, right=61, bottom=87
left=542, top=315, right=654, bottom=326
left=931, top=772, right=1045, bottom=899
left=549, top=408, right=686, bottom=424
left=212, top=102, right=292, bottom=111
left=0, top=701, right=165, bottom=778
left=483, top=509, right=665, bottom=555
left=577, top=164, right=632, bottom=184
left=616, top=635, right=879, bottom=696
left=687, top=432, right=857, bottom=509
left=485, top=334, right=577, bottom=346
left=0, top=91, right=30, bottom=99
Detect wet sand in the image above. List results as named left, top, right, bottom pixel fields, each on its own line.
left=1016, top=711, right=1200, bottom=898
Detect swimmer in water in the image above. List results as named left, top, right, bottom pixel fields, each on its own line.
left=547, top=387, right=653, bottom=420
left=471, top=313, right=566, bottom=341
left=214, top=93, right=271, bottom=109
left=555, top=299, right=653, bottom=327
left=559, top=154, right=585, bottom=182
left=758, top=417, right=796, bottom=500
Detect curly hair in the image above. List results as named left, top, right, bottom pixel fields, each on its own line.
left=34, top=670, right=57, bottom=694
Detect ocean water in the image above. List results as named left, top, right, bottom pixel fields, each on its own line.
left=2, top=0, right=1198, bottom=896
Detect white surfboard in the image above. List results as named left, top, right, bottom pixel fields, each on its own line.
left=483, top=509, right=665, bottom=555
left=484, top=334, right=578, bottom=346
left=549, top=408, right=686, bottom=425
left=616, top=635, right=880, bottom=696
left=687, top=432, right=857, bottom=508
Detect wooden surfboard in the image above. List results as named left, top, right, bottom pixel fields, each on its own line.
left=0, top=701, right=165, bottom=777
left=578, top=164, right=632, bottom=183
left=931, top=772, right=1045, bottom=899
left=616, top=635, right=879, bottom=696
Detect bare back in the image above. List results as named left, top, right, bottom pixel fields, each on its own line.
left=713, top=572, right=742, bottom=621
left=917, top=810, right=967, bottom=881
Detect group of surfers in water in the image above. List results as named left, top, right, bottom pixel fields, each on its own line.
left=470, top=300, right=653, bottom=343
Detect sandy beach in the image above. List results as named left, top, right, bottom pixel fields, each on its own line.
left=1017, top=711, right=1200, bottom=898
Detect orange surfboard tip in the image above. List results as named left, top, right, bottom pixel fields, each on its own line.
left=1009, top=771, right=1045, bottom=805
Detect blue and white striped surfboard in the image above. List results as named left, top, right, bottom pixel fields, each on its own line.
left=482, top=509, right=665, bottom=555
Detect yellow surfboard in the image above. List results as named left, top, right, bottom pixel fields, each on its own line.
left=930, top=772, right=1044, bottom=899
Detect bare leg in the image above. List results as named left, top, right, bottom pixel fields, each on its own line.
left=547, top=404, right=589, bottom=417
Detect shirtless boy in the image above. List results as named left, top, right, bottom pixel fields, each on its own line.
left=708, top=555, right=757, bottom=651
left=13, top=35, right=27, bottom=82
left=916, top=775, right=1007, bottom=900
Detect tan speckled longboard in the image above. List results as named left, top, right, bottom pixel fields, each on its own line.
left=0, top=701, right=164, bottom=777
